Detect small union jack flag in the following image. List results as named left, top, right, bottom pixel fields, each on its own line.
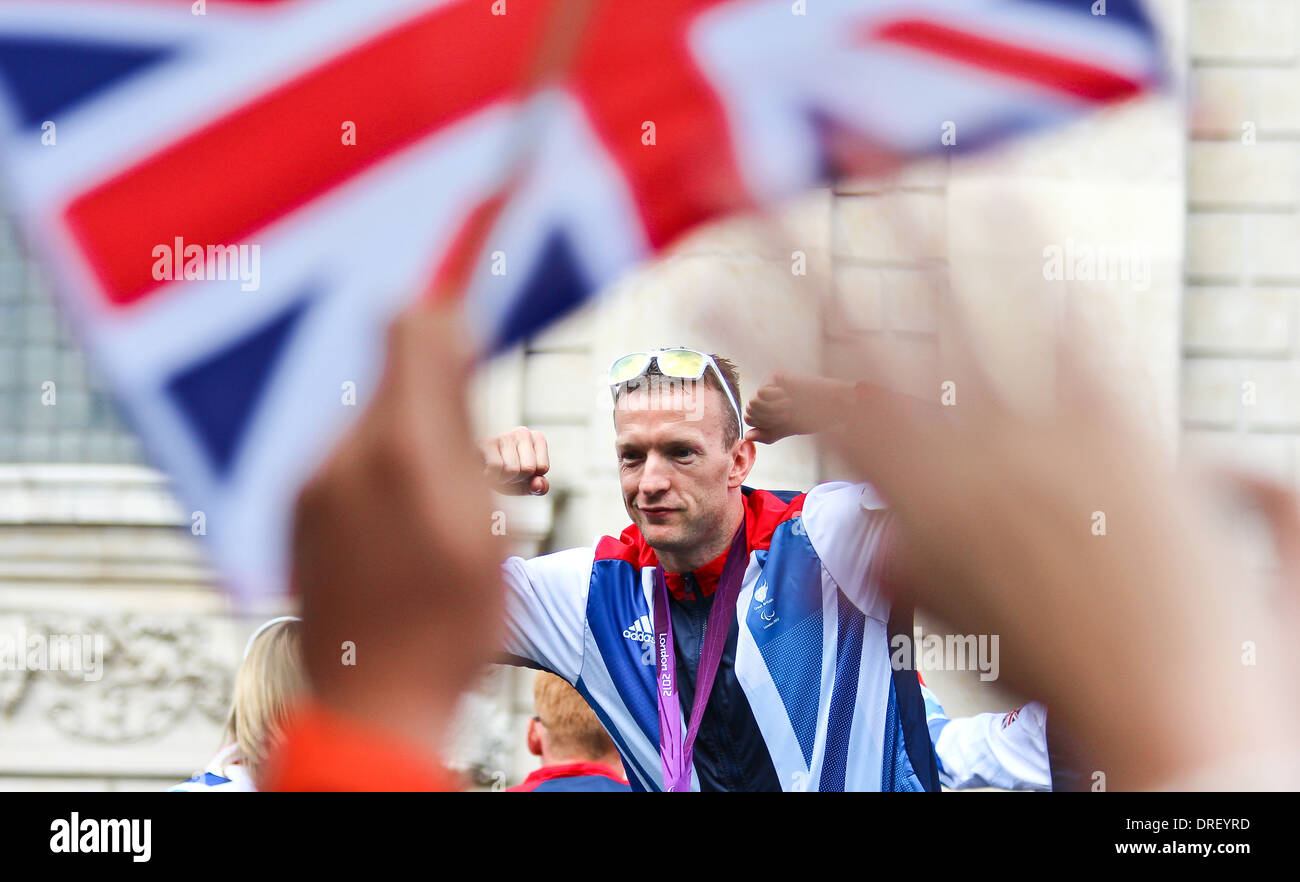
left=1002, top=705, right=1024, bottom=729
left=0, top=0, right=1162, bottom=601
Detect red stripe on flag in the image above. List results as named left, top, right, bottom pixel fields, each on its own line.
left=64, top=1, right=554, bottom=307
left=870, top=19, right=1145, bottom=103
left=567, top=0, right=751, bottom=250
left=426, top=179, right=517, bottom=303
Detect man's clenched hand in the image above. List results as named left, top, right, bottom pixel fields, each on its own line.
left=480, top=426, right=551, bottom=495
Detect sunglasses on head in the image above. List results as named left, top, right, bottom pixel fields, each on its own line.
left=607, top=348, right=744, bottom=433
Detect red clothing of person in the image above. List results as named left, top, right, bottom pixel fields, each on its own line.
left=264, top=700, right=460, bottom=792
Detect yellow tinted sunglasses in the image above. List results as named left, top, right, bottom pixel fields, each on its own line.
left=608, top=348, right=743, bottom=431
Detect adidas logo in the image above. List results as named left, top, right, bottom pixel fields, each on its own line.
left=623, top=615, right=653, bottom=642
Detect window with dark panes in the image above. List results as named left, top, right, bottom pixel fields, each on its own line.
left=0, top=216, right=142, bottom=464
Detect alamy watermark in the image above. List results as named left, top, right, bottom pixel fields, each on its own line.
left=50, top=813, right=150, bottom=862
left=1042, top=237, right=1150, bottom=292
left=611, top=373, right=708, bottom=423
left=0, top=625, right=104, bottom=681
left=152, top=236, right=261, bottom=291
left=891, top=632, right=999, bottom=682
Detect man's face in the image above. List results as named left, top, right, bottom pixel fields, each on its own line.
left=614, top=379, right=747, bottom=558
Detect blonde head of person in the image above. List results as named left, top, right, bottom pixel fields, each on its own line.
left=171, top=616, right=305, bottom=791
left=511, top=672, right=628, bottom=791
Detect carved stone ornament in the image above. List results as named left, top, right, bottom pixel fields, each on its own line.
left=0, top=613, right=232, bottom=743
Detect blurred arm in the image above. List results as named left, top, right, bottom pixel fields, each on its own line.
left=273, top=304, right=504, bottom=790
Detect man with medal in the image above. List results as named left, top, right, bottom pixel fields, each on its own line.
left=484, top=349, right=1048, bottom=791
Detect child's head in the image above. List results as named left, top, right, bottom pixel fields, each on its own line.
left=529, top=671, right=619, bottom=765
left=223, top=617, right=305, bottom=781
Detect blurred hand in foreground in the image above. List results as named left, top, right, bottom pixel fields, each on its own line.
left=802, top=315, right=1300, bottom=790
left=291, top=303, right=504, bottom=760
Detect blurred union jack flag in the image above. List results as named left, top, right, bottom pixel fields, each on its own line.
left=0, top=0, right=1162, bottom=601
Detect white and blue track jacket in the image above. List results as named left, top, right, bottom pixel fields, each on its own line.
left=501, top=481, right=947, bottom=792
left=169, top=745, right=256, bottom=792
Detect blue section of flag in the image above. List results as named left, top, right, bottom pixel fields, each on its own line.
left=166, top=298, right=309, bottom=479
left=1018, top=0, right=1155, bottom=36
left=494, top=230, right=591, bottom=353
left=803, top=108, right=844, bottom=181
left=0, top=36, right=170, bottom=129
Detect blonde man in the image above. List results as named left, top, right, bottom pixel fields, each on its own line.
left=509, top=672, right=629, bottom=792
left=172, top=617, right=305, bottom=792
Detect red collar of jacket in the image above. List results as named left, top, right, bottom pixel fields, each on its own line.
left=595, top=488, right=806, bottom=602
left=507, top=761, right=627, bottom=792
left=664, top=545, right=730, bottom=601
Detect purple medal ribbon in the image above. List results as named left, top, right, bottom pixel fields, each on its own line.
left=651, top=519, right=748, bottom=792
